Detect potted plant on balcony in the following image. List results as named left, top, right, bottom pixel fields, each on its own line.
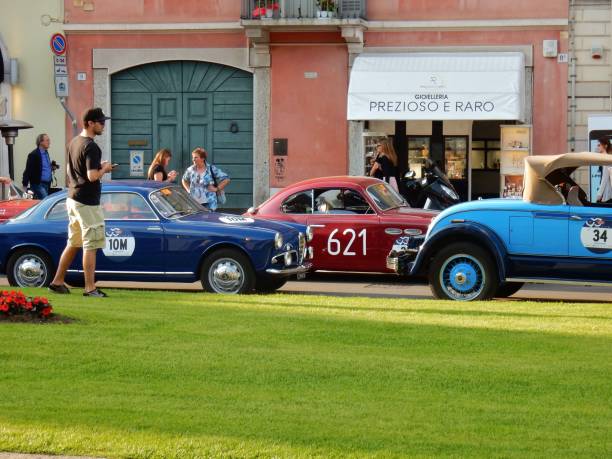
left=316, top=0, right=336, bottom=18
left=252, top=0, right=279, bottom=19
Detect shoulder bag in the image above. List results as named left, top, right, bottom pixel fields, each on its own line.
left=209, top=165, right=227, bottom=205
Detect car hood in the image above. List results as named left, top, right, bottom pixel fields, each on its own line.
left=177, top=211, right=303, bottom=234
left=434, top=198, right=553, bottom=221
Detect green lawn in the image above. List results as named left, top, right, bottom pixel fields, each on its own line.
left=1, top=289, right=611, bottom=458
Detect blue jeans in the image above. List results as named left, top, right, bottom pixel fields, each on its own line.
left=30, top=182, right=50, bottom=200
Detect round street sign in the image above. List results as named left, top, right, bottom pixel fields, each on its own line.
left=50, top=33, right=67, bottom=56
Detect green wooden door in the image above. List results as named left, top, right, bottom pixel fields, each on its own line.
left=152, top=93, right=182, bottom=176
left=111, top=61, right=253, bottom=209
left=182, top=93, right=212, bottom=168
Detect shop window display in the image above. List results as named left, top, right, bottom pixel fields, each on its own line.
left=471, top=139, right=501, bottom=200
left=500, top=125, right=532, bottom=199
left=363, top=133, right=390, bottom=176
left=407, top=136, right=431, bottom=178
left=471, top=140, right=500, bottom=170
left=444, top=136, right=468, bottom=180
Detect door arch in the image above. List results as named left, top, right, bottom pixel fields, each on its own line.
left=111, top=60, right=253, bottom=209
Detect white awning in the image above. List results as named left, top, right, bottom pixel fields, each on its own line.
left=347, top=52, right=525, bottom=121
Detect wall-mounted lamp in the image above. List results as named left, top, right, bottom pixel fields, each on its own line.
left=40, top=14, right=63, bottom=27
left=9, top=59, right=18, bottom=85
left=229, top=122, right=239, bottom=134
left=591, top=43, right=603, bottom=60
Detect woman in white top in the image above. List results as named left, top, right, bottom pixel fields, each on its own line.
left=596, top=137, right=612, bottom=203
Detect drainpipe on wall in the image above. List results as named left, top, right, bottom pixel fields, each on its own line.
left=59, top=97, right=78, bottom=137
left=569, top=0, right=577, bottom=152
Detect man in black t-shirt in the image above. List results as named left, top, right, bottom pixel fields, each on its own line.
left=49, top=108, right=114, bottom=298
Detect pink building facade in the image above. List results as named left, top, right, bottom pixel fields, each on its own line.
left=62, top=0, right=569, bottom=206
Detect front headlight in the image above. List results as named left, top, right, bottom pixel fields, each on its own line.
left=440, top=184, right=459, bottom=200
left=274, top=232, right=283, bottom=249
left=306, top=225, right=314, bottom=242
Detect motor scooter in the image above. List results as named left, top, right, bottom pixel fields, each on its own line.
left=400, top=158, right=460, bottom=210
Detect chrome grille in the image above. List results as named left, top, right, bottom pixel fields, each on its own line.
left=298, top=233, right=306, bottom=263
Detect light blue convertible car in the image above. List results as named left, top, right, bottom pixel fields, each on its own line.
left=387, top=153, right=612, bottom=300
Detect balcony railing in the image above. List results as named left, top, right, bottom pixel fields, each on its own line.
left=241, top=0, right=366, bottom=20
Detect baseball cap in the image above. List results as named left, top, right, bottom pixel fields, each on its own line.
left=83, top=107, right=111, bottom=124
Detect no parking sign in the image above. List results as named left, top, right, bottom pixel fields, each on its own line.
left=130, top=151, right=144, bottom=176
left=50, top=33, right=69, bottom=97
left=50, top=33, right=67, bottom=56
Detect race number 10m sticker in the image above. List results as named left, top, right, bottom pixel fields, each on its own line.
left=103, top=228, right=136, bottom=260
left=580, top=218, right=612, bottom=253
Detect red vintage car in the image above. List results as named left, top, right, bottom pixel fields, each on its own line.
left=245, top=176, right=437, bottom=273
left=0, top=184, right=38, bottom=222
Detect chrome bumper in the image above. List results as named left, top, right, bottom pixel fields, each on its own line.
left=386, top=236, right=425, bottom=274
left=266, top=262, right=312, bottom=276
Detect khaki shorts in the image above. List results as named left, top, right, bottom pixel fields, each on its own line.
left=66, top=198, right=106, bottom=250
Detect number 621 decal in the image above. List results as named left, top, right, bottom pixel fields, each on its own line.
left=327, top=228, right=366, bottom=256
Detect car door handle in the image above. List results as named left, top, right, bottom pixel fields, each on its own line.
left=147, top=226, right=163, bottom=230
left=309, top=224, right=326, bottom=228
left=570, top=215, right=582, bottom=221
left=385, top=228, right=403, bottom=235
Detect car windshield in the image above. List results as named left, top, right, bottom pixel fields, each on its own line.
left=366, top=182, right=408, bottom=211
left=149, top=186, right=204, bottom=218
left=1, top=182, right=31, bottom=201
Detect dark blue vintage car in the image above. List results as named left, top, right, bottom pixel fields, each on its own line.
left=0, top=181, right=312, bottom=294
left=388, top=153, right=612, bottom=301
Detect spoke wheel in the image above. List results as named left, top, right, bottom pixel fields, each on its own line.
left=201, top=248, right=255, bottom=294
left=429, top=242, right=497, bottom=301
left=6, top=248, right=54, bottom=288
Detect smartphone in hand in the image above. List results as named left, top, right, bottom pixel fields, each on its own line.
left=111, top=163, right=120, bottom=169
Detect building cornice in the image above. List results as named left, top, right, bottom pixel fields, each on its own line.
left=63, top=22, right=243, bottom=33
left=366, top=18, right=568, bottom=31
left=62, top=18, right=568, bottom=33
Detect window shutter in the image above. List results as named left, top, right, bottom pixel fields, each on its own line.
left=339, top=0, right=363, bottom=18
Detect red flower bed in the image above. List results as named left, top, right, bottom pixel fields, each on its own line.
left=0, top=290, right=53, bottom=319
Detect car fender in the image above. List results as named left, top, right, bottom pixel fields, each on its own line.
left=2, top=242, right=55, bottom=274
left=410, top=222, right=508, bottom=281
left=196, top=240, right=264, bottom=276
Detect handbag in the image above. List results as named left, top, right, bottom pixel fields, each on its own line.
left=209, top=165, right=227, bottom=205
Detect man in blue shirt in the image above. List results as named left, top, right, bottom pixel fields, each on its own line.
left=22, top=133, right=54, bottom=199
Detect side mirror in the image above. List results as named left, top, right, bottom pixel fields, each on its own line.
left=404, top=170, right=416, bottom=179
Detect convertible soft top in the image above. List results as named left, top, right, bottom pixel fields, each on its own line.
left=523, top=152, right=612, bottom=205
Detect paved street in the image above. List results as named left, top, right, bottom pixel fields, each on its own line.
left=2, top=273, right=610, bottom=303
